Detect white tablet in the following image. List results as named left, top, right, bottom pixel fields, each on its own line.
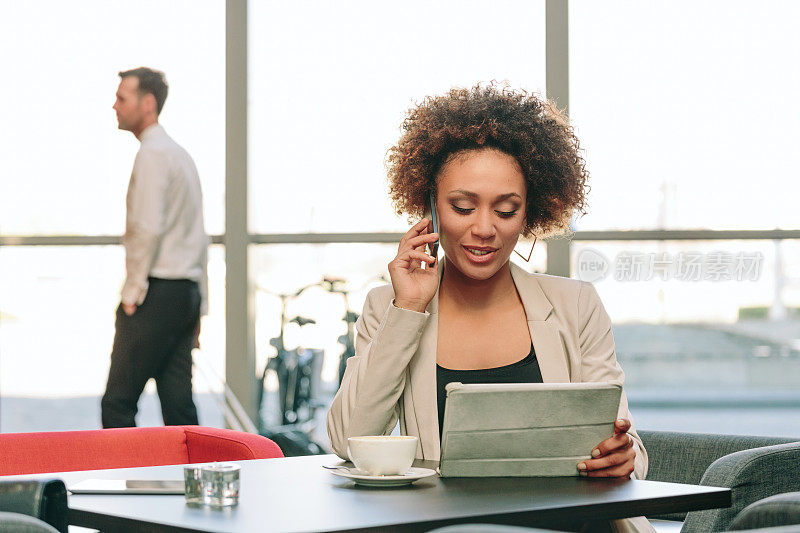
left=439, top=381, right=622, bottom=477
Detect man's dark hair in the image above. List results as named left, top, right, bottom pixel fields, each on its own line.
left=118, top=67, right=169, bottom=115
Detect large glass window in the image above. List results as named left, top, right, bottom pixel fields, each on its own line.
left=248, top=0, right=547, bottom=234
left=568, top=1, right=800, bottom=437
left=0, top=245, right=226, bottom=432
left=570, top=0, right=800, bottom=231
left=4, top=1, right=800, bottom=440
left=0, top=1, right=225, bottom=235
left=573, top=239, right=800, bottom=436
left=0, top=0, right=225, bottom=432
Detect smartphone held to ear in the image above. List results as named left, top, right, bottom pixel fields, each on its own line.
left=428, top=193, right=439, bottom=265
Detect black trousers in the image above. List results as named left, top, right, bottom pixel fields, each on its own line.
left=101, top=277, right=200, bottom=428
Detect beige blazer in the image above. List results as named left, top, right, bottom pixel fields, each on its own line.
left=327, top=262, right=653, bottom=532
left=327, top=261, right=648, bottom=479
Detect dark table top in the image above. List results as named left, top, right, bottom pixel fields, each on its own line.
left=8, top=454, right=730, bottom=533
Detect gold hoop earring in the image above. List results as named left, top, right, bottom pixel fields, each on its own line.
left=514, top=236, right=537, bottom=262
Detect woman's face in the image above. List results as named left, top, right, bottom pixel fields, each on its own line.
left=436, top=148, right=527, bottom=281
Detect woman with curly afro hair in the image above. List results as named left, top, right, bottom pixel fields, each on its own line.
left=328, top=84, right=652, bottom=533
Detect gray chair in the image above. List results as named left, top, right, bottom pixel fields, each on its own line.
left=729, top=493, right=800, bottom=531
left=0, top=479, right=67, bottom=533
left=640, top=430, right=800, bottom=532
left=740, top=526, right=800, bottom=533
left=0, top=512, right=59, bottom=533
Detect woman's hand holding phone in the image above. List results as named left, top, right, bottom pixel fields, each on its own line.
left=389, top=218, right=440, bottom=313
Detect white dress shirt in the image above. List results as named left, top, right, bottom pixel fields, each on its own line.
left=121, top=123, right=209, bottom=315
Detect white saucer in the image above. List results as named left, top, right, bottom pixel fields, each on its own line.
left=327, top=466, right=437, bottom=487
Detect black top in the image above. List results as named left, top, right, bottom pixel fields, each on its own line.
left=436, top=344, right=543, bottom=438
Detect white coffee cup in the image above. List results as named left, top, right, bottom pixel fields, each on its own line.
left=347, top=435, right=418, bottom=476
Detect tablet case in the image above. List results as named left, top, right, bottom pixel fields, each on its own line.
left=439, top=382, right=622, bottom=477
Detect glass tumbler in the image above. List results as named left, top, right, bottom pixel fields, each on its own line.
left=201, top=463, right=241, bottom=507
left=183, top=466, right=204, bottom=504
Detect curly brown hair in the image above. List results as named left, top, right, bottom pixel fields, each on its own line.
left=386, top=83, right=589, bottom=237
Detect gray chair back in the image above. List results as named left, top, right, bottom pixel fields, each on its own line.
left=685, top=442, right=800, bottom=532
left=639, top=430, right=798, bottom=524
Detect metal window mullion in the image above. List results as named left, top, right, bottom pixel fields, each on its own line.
left=545, top=0, right=572, bottom=277
left=225, top=0, right=256, bottom=423
left=4, top=230, right=800, bottom=247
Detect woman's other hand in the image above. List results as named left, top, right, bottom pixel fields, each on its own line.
left=577, top=419, right=636, bottom=478
left=389, top=218, right=440, bottom=313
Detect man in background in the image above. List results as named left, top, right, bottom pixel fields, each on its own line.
left=102, top=67, right=208, bottom=427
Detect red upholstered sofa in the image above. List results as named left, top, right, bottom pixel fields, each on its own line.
left=0, top=426, right=283, bottom=476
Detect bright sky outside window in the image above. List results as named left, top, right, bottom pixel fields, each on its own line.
left=0, top=0, right=225, bottom=236
left=570, top=0, right=800, bottom=231
left=248, top=0, right=547, bottom=233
